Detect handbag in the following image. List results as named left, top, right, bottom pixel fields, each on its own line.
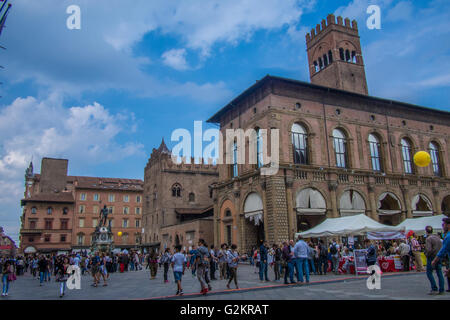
left=7, top=273, right=16, bottom=281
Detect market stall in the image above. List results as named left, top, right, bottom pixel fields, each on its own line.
left=396, top=214, right=445, bottom=235
left=296, top=214, right=402, bottom=238
left=297, top=214, right=405, bottom=275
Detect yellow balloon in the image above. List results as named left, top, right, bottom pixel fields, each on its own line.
left=413, top=151, right=431, bottom=167
left=117, top=231, right=123, bottom=237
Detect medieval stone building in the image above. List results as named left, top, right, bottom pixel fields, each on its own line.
left=142, top=140, right=218, bottom=253
left=208, top=14, right=450, bottom=254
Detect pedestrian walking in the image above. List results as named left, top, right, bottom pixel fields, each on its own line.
left=365, top=239, right=377, bottom=267
left=432, top=218, right=450, bottom=291
left=424, top=226, right=444, bottom=295
left=1, top=260, right=15, bottom=297
left=273, top=244, right=282, bottom=281
left=218, top=244, right=228, bottom=280
left=162, top=248, right=172, bottom=283
left=411, top=234, right=424, bottom=272
left=318, top=240, right=328, bottom=275
left=258, top=240, right=269, bottom=282
left=282, top=241, right=294, bottom=284
left=196, top=239, right=211, bottom=295
left=148, top=250, right=158, bottom=279
left=171, top=245, right=186, bottom=296
left=294, top=235, right=310, bottom=283
left=56, top=257, right=70, bottom=298
left=398, top=240, right=411, bottom=272
left=329, top=239, right=340, bottom=275
left=226, top=244, right=240, bottom=289
left=38, top=255, right=48, bottom=286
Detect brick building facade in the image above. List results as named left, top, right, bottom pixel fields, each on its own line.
left=208, top=15, right=450, bottom=254
left=20, top=158, right=143, bottom=254
left=142, top=140, right=218, bottom=253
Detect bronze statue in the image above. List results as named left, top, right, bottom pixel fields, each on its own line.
left=99, top=205, right=109, bottom=227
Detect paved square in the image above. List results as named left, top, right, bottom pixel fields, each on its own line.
left=2, top=264, right=449, bottom=300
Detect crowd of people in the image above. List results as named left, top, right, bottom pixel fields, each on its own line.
left=1, top=217, right=449, bottom=298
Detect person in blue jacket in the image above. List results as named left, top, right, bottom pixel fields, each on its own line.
left=432, top=218, right=450, bottom=272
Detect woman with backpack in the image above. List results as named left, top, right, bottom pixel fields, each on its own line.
left=1, top=260, right=15, bottom=297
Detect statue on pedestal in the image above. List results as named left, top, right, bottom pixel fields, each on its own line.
left=99, top=205, right=109, bottom=228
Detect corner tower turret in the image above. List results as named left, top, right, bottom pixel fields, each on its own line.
left=306, top=14, right=368, bottom=95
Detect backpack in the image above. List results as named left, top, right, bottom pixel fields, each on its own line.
left=330, top=244, right=337, bottom=255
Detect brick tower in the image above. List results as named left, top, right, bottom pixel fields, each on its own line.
left=306, top=14, right=368, bottom=95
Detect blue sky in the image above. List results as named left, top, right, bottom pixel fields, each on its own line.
left=1, top=0, right=449, bottom=243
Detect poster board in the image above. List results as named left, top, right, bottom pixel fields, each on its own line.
left=353, top=249, right=368, bottom=275
left=348, top=236, right=354, bottom=245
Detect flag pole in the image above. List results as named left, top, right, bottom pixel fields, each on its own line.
left=0, top=1, right=8, bottom=15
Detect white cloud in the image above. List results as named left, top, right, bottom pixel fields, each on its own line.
left=162, top=49, right=189, bottom=71
left=335, top=0, right=394, bottom=20
left=0, top=94, right=145, bottom=242
left=385, top=1, right=414, bottom=22
left=2, top=0, right=308, bottom=101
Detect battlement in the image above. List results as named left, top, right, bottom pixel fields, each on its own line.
left=306, top=14, right=358, bottom=43
left=166, top=156, right=218, bottom=172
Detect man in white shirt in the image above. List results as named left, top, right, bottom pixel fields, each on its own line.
left=171, top=245, right=186, bottom=296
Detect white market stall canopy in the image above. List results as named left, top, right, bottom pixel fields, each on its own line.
left=397, top=214, right=446, bottom=234
left=297, top=214, right=402, bottom=238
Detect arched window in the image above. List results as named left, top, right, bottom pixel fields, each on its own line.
left=345, top=49, right=351, bottom=62
left=189, top=192, right=195, bottom=202
left=256, top=128, right=263, bottom=168
left=314, top=61, right=319, bottom=73
left=351, top=51, right=357, bottom=63
left=172, top=184, right=181, bottom=197
left=47, top=207, right=53, bottom=215
left=323, top=54, right=329, bottom=67
left=333, top=129, right=347, bottom=168
left=369, top=134, right=382, bottom=172
left=339, top=48, right=345, bottom=60
left=401, top=138, right=413, bottom=174
left=429, top=142, right=441, bottom=176
left=328, top=50, right=333, bottom=64
left=291, top=123, right=308, bottom=165
left=318, top=57, right=323, bottom=69
left=31, top=207, right=37, bottom=214
left=232, top=140, right=238, bottom=177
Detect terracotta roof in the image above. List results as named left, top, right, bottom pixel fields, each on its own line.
left=74, top=176, right=143, bottom=191
left=21, top=192, right=75, bottom=204
left=33, top=174, right=143, bottom=191
left=175, top=206, right=213, bottom=215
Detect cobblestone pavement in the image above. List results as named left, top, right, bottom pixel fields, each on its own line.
left=2, top=264, right=449, bottom=300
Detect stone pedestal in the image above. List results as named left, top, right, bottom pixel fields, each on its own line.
left=91, top=226, right=114, bottom=253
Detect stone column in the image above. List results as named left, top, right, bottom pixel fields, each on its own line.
left=368, top=185, right=378, bottom=221
left=328, top=181, right=339, bottom=218
left=285, top=175, right=295, bottom=241
left=400, top=185, right=412, bottom=219
left=213, top=197, right=219, bottom=247
left=432, top=187, right=441, bottom=215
